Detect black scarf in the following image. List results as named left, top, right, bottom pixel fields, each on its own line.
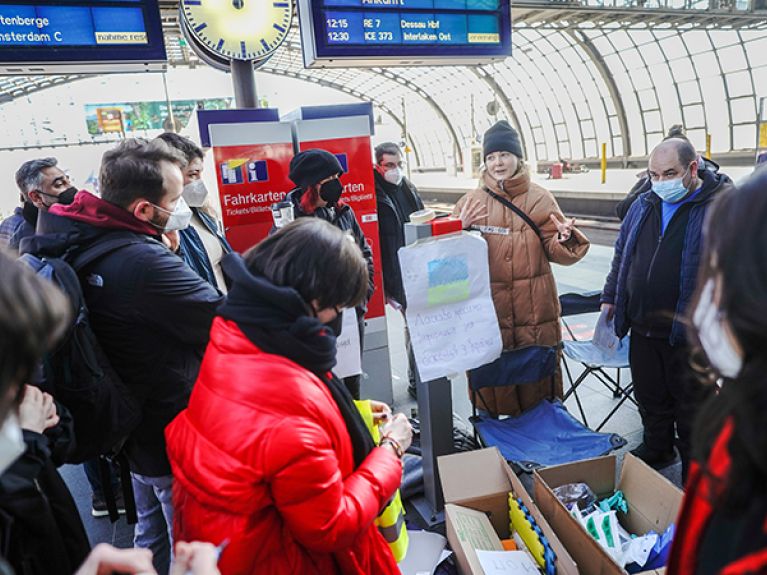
left=218, top=253, right=375, bottom=467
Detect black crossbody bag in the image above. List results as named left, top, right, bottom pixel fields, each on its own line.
left=481, top=186, right=544, bottom=242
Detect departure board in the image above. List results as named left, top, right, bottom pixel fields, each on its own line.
left=298, top=0, right=511, bottom=67
left=0, top=0, right=166, bottom=73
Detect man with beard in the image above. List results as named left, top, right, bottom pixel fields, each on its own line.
left=21, top=138, right=223, bottom=575
left=1, top=158, right=78, bottom=251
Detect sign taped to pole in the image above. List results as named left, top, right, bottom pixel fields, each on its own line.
left=399, top=232, right=502, bottom=381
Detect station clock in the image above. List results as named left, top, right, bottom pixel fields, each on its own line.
left=180, top=0, right=292, bottom=67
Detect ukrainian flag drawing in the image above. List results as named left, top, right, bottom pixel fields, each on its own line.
left=427, top=256, right=470, bottom=306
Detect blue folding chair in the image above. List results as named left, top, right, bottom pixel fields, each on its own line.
left=469, top=345, right=625, bottom=471
left=559, top=291, right=637, bottom=431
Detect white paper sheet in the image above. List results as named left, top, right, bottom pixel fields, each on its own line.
left=332, top=309, right=362, bottom=379
left=398, top=232, right=502, bottom=381
left=398, top=530, right=450, bottom=575
left=475, top=550, right=540, bottom=575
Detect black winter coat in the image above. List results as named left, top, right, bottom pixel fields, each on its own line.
left=23, top=203, right=223, bottom=477
left=285, top=188, right=375, bottom=307
left=0, top=409, right=90, bottom=575
left=373, top=171, right=423, bottom=308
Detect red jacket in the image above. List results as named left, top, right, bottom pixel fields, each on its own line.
left=165, top=318, right=403, bottom=574
left=668, top=419, right=767, bottom=575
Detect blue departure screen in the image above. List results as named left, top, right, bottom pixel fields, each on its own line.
left=306, top=0, right=510, bottom=63
left=0, top=0, right=165, bottom=69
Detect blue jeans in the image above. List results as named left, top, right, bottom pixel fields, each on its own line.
left=132, top=473, right=174, bottom=575
left=83, top=458, right=120, bottom=498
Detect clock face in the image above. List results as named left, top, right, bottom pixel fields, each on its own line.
left=182, top=0, right=292, bottom=61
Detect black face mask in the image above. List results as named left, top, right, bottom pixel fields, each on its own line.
left=325, top=311, right=343, bottom=337
left=319, top=179, right=343, bottom=206
left=57, top=187, right=78, bottom=206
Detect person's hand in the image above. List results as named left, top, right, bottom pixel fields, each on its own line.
left=162, top=231, right=180, bottom=253
left=74, top=543, right=156, bottom=575
left=18, top=386, right=59, bottom=434
left=380, top=413, right=413, bottom=454
left=169, top=541, right=221, bottom=575
left=459, top=198, right=488, bottom=230
left=549, top=214, right=576, bottom=243
left=601, top=303, right=615, bottom=322
left=369, top=400, right=392, bottom=425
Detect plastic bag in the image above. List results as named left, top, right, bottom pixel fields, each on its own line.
left=552, top=482, right=598, bottom=511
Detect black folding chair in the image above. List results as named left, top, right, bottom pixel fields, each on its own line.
left=559, top=291, right=637, bottom=431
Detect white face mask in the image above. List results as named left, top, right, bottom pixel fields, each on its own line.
left=383, top=167, right=403, bottom=186
left=150, top=197, right=193, bottom=232
left=693, top=279, right=744, bottom=379
left=182, top=179, right=208, bottom=208
left=0, top=414, right=25, bottom=475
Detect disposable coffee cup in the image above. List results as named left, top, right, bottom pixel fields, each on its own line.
left=271, top=201, right=294, bottom=229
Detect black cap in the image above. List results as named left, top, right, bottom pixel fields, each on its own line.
left=482, top=120, right=523, bottom=160
left=289, top=149, right=343, bottom=189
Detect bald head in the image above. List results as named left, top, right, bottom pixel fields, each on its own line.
left=648, top=138, right=698, bottom=186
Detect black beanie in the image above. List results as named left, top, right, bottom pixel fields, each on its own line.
left=289, top=149, right=344, bottom=189
left=482, top=120, right=523, bottom=160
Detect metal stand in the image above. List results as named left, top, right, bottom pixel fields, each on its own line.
left=403, top=220, right=456, bottom=526
left=231, top=59, right=258, bottom=108
left=409, top=372, right=453, bottom=526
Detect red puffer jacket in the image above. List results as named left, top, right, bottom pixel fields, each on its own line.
left=165, top=317, right=403, bottom=574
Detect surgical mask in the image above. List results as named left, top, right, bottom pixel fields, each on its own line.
left=319, top=179, right=343, bottom=206
left=693, top=279, right=743, bottom=379
left=182, top=179, right=208, bottom=208
left=150, top=197, right=193, bottom=232
left=651, top=168, right=691, bottom=204
left=383, top=167, right=403, bottom=186
left=0, top=415, right=25, bottom=475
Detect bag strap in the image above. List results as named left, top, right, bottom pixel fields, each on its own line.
left=69, top=233, right=154, bottom=272
left=481, top=186, right=544, bottom=242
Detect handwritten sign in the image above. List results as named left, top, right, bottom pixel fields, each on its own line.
left=476, top=550, right=540, bottom=575
left=399, top=232, right=502, bottom=381
left=333, top=309, right=362, bottom=379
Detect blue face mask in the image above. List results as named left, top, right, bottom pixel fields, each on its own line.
left=651, top=167, right=692, bottom=204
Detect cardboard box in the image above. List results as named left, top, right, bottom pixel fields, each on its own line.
left=439, top=448, right=578, bottom=575
left=533, top=454, right=682, bottom=575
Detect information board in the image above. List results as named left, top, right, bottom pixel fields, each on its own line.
left=0, top=0, right=166, bottom=73
left=298, top=0, right=511, bottom=67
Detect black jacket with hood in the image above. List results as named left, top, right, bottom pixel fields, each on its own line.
left=20, top=193, right=223, bottom=477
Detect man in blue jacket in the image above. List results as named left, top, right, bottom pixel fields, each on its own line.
left=601, top=138, right=732, bottom=480
left=21, top=138, right=224, bottom=574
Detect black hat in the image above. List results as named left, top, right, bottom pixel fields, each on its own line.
left=482, top=120, right=523, bottom=160
left=289, top=149, right=344, bottom=189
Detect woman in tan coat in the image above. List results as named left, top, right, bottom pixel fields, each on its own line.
left=454, top=121, right=590, bottom=416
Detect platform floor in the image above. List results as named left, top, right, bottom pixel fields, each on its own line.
left=61, top=244, right=682, bottom=550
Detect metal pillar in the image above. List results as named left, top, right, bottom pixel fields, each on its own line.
left=231, top=60, right=258, bottom=108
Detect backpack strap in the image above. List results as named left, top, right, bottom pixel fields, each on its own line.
left=69, top=232, right=156, bottom=273
left=482, top=186, right=544, bottom=242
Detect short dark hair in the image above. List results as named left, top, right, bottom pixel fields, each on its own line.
left=665, top=124, right=688, bottom=141
left=0, top=248, right=71, bottom=423
left=15, top=157, right=58, bottom=200
left=672, top=138, right=698, bottom=167
left=156, top=132, right=204, bottom=163
left=244, top=218, right=367, bottom=311
left=374, top=142, right=402, bottom=164
left=100, top=138, right=186, bottom=208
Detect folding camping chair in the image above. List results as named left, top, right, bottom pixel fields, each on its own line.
left=468, top=345, right=625, bottom=471
left=559, top=291, right=637, bottom=431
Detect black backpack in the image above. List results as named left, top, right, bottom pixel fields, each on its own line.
left=19, top=237, right=143, bottom=464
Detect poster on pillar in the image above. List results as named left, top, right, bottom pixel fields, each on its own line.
left=399, top=232, right=502, bottom=382
left=293, top=115, right=385, bottom=320
left=209, top=121, right=294, bottom=253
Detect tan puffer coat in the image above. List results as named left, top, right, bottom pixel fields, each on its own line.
left=453, top=167, right=590, bottom=415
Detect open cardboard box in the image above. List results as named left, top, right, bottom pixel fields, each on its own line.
left=533, top=453, right=682, bottom=575
left=438, top=448, right=578, bottom=575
